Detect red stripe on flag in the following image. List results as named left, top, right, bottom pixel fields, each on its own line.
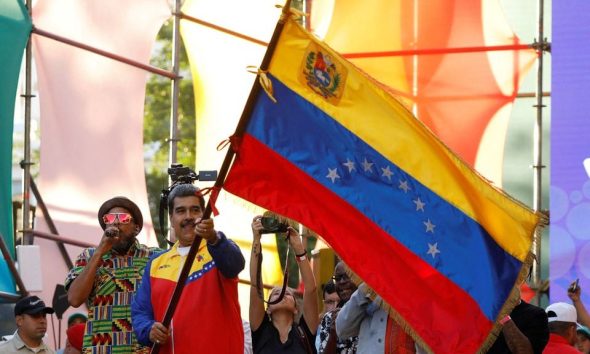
left=225, top=134, right=494, bottom=353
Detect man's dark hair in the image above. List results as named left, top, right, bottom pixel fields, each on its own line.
left=548, top=321, right=576, bottom=336
left=323, top=280, right=337, bottom=298
left=167, top=184, right=205, bottom=214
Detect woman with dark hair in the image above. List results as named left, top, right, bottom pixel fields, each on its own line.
left=249, top=216, right=319, bottom=353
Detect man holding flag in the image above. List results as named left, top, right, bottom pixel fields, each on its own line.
left=131, top=184, right=245, bottom=353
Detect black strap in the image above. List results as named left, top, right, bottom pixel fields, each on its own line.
left=296, top=323, right=314, bottom=354
left=158, top=190, right=169, bottom=246
left=323, top=309, right=341, bottom=354
left=255, top=230, right=291, bottom=305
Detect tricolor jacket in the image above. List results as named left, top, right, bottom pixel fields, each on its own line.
left=131, top=232, right=245, bottom=354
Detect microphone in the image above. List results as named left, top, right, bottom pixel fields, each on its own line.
left=105, top=228, right=119, bottom=238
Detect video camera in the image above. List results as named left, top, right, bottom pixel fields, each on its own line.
left=159, top=164, right=218, bottom=246
left=167, top=163, right=217, bottom=186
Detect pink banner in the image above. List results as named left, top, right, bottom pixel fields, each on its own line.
left=31, top=0, right=169, bottom=349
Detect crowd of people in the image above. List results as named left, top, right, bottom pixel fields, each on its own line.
left=1, top=187, right=590, bottom=354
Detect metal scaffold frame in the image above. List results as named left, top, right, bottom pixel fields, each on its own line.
left=16, top=0, right=550, bottom=302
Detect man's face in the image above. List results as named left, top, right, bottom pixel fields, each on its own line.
left=106, top=206, right=138, bottom=253
left=333, top=263, right=357, bottom=303
left=576, top=333, right=590, bottom=353
left=68, top=318, right=85, bottom=328
left=16, top=312, right=47, bottom=343
left=567, top=324, right=578, bottom=346
left=323, top=291, right=340, bottom=312
left=170, top=196, right=203, bottom=247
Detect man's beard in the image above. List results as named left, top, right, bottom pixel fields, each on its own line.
left=112, top=236, right=135, bottom=254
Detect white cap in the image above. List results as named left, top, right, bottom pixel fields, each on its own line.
left=546, top=302, right=577, bottom=323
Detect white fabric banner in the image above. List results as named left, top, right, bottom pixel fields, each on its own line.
left=180, top=0, right=283, bottom=320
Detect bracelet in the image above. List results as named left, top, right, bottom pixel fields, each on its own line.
left=295, top=250, right=307, bottom=262
left=500, top=315, right=511, bottom=325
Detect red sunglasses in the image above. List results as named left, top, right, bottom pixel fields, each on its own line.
left=102, top=213, right=133, bottom=225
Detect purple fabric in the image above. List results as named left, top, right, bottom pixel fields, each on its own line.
left=550, top=1, right=590, bottom=303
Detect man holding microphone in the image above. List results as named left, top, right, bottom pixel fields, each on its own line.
left=65, top=196, right=160, bottom=354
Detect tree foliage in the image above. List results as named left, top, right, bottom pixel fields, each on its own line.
left=144, top=1, right=308, bottom=254
left=144, top=20, right=196, bottom=247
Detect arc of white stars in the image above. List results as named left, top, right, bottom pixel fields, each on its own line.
left=424, top=219, right=436, bottom=233
left=361, top=158, right=374, bottom=172
left=326, top=168, right=340, bottom=183
left=413, top=198, right=425, bottom=212
left=381, top=166, right=394, bottom=181
left=398, top=180, right=411, bottom=193
left=427, top=242, right=440, bottom=258
left=343, top=159, right=356, bottom=173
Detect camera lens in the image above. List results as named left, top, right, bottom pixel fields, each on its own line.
left=261, top=217, right=279, bottom=230
left=260, top=216, right=289, bottom=234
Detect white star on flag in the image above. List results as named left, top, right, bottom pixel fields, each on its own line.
left=413, top=198, right=426, bottom=212
left=424, top=219, right=436, bottom=233
left=361, top=158, right=374, bottom=172
left=343, top=158, right=356, bottom=173
left=326, top=168, right=340, bottom=183
left=399, top=180, right=411, bottom=193
left=427, top=242, right=441, bottom=258
left=381, top=166, right=394, bottom=181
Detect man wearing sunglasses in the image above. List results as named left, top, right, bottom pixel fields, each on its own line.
left=317, top=261, right=359, bottom=354
left=132, top=183, right=245, bottom=354
left=64, top=196, right=160, bottom=354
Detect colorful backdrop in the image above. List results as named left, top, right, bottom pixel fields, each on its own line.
left=550, top=0, right=590, bottom=303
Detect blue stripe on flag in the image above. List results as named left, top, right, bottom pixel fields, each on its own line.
left=246, top=75, right=521, bottom=319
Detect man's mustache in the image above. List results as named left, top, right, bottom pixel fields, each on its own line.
left=180, top=219, right=196, bottom=228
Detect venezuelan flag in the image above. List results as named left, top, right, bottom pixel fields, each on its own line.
left=223, top=15, right=542, bottom=354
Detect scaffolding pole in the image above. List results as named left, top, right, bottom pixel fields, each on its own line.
left=21, top=0, right=34, bottom=245
left=532, top=0, right=548, bottom=305
left=169, top=0, right=182, bottom=165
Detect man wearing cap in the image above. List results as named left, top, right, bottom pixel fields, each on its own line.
left=0, top=295, right=55, bottom=353
left=56, top=314, right=87, bottom=354
left=132, top=183, right=245, bottom=353
left=66, top=313, right=87, bottom=329
left=543, top=302, right=581, bottom=353
left=64, top=196, right=160, bottom=354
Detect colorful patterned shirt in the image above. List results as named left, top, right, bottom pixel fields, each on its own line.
left=65, top=240, right=160, bottom=354
left=317, top=310, right=358, bottom=354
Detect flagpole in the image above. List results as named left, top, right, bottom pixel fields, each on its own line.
left=150, top=1, right=292, bottom=352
